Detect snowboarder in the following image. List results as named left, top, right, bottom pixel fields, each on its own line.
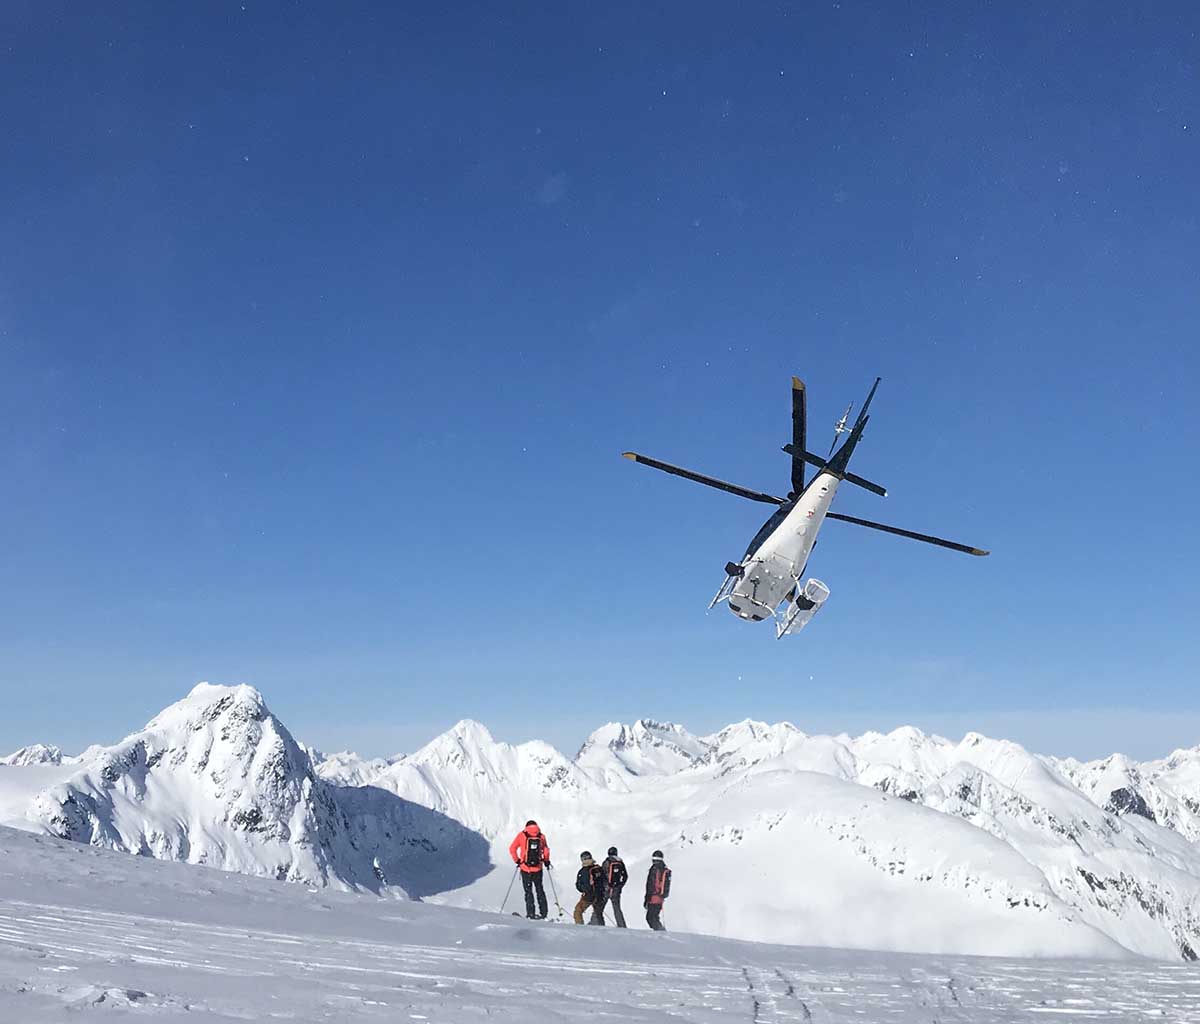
left=574, top=851, right=607, bottom=925
left=599, top=846, right=628, bottom=928
left=644, top=850, right=671, bottom=931
left=508, top=820, right=551, bottom=919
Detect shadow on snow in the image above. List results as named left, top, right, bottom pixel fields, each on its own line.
left=332, top=785, right=492, bottom=899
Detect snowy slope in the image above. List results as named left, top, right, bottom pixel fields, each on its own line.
left=7, top=688, right=1200, bottom=961
left=4, top=825, right=1200, bottom=1023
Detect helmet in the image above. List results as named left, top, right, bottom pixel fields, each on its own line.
left=525, top=820, right=537, bottom=827
left=580, top=850, right=593, bottom=860
left=607, top=846, right=618, bottom=856
left=652, top=850, right=664, bottom=859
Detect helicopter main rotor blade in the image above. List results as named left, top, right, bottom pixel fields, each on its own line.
left=826, top=512, right=989, bottom=556
left=791, top=377, right=807, bottom=497
left=622, top=453, right=785, bottom=505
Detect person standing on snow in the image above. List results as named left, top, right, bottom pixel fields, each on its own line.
left=599, top=846, right=628, bottom=928
left=508, top=820, right=551, bottom=919
left=573, top=851, right=607, bottom=925
left=644, top=850, right=671, bottom=931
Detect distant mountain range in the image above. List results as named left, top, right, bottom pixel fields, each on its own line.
left=4, top=683, right=1200, bottom=960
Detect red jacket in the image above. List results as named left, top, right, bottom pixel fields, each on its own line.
left=509, top=824, right=550, bottom=873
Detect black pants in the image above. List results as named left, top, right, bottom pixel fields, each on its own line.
left=646, top=902, right=666, bottom=930
left=605, top=889, right=626, bottom=928
left=521, top=870, right=548, bottom=918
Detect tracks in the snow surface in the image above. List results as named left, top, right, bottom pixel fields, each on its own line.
left=742, top=965, right=813, bottom=1022
left=4, top=889, right=1200, bottom=1021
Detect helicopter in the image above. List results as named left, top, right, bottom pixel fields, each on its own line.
left=622, top=376, right=988, bottom=638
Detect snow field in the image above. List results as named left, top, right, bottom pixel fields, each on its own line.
left=2, top=826, right=1199, bottom=1022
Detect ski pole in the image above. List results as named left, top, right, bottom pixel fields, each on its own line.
left=546, top=865, right=566, bottom=917
left=499, top=864, right=519, bottom=913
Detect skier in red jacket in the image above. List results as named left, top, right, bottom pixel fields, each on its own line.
left=508, top=820, right=551, bottom=919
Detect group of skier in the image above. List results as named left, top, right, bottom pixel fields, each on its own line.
left=507, top=820, right=672, bottom=930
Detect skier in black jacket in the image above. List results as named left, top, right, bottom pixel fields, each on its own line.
left=644, top=850, right=671, bottom=931
left=598, top=847, right=628, bottom=928
left=573, top=851, right=607, bottom=925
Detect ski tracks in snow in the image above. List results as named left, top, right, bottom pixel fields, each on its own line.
left=741, top=966, right=812, bottom=1022
left=737, top=957, right=1200, bottom=1023
left=2, top=897, right=1200, bottom=1021
left=0, top=899, right=745, bottom=1022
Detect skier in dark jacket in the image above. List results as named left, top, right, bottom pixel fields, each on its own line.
left=573, top=851, right=607, bottom=925
left=598, top=847, right=629, bottom=928
left=644, top=850, right=671, bottom=931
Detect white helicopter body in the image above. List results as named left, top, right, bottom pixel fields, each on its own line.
left=721, top=470, right=840, bottom=630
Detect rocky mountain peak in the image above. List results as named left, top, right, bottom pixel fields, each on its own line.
left=26, top=684, right=395, bottom=893
left=575, top=719, right=709, bottom=782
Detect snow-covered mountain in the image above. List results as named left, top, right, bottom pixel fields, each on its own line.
left=1054, top=747, right=1200, bottom=843
left=6, top=692, right=1200, bottom=960
left=22, top=683, right=387, bottom=891
left=0, top=743, right=65, bottom=766
left=5, top=684, right=488, bottom=899
left=576, top=719, right=710, bottom=787
left=1, top=742, right=112, bottom=767
left=338, top=719, right=591, bottom=841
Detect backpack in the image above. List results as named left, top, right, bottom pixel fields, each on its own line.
left=524, top=834, right=544, bottom=867
left=606, top=857, right=627, bottom=890
left=577, top=863, right=603, bottom=895
left=647, top=862, right=671, bottom=905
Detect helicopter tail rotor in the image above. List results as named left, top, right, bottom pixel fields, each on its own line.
left=828, top=402, right=853, bottom=455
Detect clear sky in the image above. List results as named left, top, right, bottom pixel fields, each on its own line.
left=1, top=3, right=1197, bottom=761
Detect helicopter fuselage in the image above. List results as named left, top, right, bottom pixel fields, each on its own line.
left=727, top=470, right=842, bottom=621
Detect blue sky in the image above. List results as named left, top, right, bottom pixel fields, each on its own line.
left=1, top=3, right=1196, bottom=760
